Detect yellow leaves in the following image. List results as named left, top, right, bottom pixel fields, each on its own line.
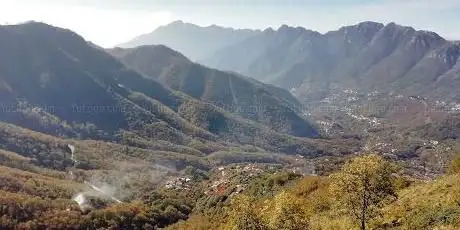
left=223, top=194, right=266, bottom=230
left=223, top=191, right=312, bottom=230
left=378, top=173, right=460, bottom=229
left=329, top=154, right=397, bottom=229
left=221, top=175, right=335, bottom=230
left=178, top=155, right=460, bottom=230
left=260, top=191, right=310, bottom=230
left=341, top=154, right=389, bottom=176
left=290, top=176, right=331, bottom=214
left=309, top=212, right=357, bottom=230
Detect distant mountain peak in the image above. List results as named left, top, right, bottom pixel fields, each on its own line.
left=2, top=21, right=88, bottom=47
left=278, top=24, right=292, bottom=30
left=118, top=21, right=260, bottom=60
left=277, top=24, right=315, bottom=35
left=165, top=20, right=200, bottom=29
left=325, top=21, right=384, bottom=39
left=263, top=27, right=276, bottom=33
left=3, top=21, right=54, bottom=30
left=381, top=22, right=446, bottom=44
left=357, top=21, right=384, bottom=28
left=384, top=22, right=415, bottom=32
left=415, top=30, right=444, bottom=41
left=170, top=20, right=185, bottom=25
left=338, top=21, right=384, bottom=32
left=164, top=20, right=249, bottom=31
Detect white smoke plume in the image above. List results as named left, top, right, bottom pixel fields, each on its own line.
left=85, top=181, right=123, bottom=203
left=72, top=193, right=91, bottom=212
left=67, top=144, right=176, bottom=211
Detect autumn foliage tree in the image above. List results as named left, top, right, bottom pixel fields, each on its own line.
left=260, top=191, right=310, bottom=229
left=329, top=154, right=397, bottom=230
left=224, top=195, right=267, bottom=230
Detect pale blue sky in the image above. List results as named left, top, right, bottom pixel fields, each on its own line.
left=1, top=0, right=459, bottom=47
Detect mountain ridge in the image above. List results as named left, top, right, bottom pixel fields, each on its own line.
left=201, top=21, right=459, bottom=102
left=117, top=20, right=260, bottom=61
left=108, top=45, right=317, bottom=137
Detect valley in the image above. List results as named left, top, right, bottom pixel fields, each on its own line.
left=0, top=19, right=457, bottom=229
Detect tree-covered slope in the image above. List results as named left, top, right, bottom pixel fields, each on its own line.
left=109, top=45, right=317, bottom=137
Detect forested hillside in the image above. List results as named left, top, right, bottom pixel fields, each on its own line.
left=109, top=45, right=316, bottom=137
left=170, top=154, right=460, bottom=230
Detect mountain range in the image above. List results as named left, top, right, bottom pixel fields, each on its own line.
left=122, top=21, right=460, bottom=103
left=118, top=20, right=259, bottom=61
left=205, top=22, right=460, bottom=102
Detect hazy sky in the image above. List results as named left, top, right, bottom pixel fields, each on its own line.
left=1, top=0, right=459, bottom=47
